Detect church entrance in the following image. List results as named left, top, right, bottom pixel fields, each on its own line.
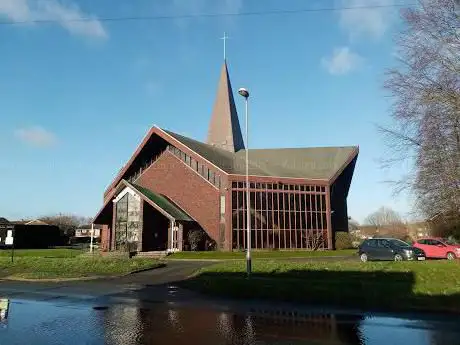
left=142, top=201, right=170, bottom=251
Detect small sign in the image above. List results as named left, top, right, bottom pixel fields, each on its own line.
left=5, top=230, right=13, bottom=245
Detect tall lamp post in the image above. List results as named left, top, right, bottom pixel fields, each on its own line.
left=238, top=87, right=251, bottom=276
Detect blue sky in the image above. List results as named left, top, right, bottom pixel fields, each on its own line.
left=0, top=0, right=414, bottom=223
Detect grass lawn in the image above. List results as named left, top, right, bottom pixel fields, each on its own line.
left=0, top=248, right=84, bottom=258
left=0, top=257, right=162, bottom=280
left=169, top=249, right=356, bottom=260
left=181, top=260, right=460, bottom=313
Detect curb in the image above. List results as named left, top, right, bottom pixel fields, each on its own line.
left=166, top=256, right=355, bottom=262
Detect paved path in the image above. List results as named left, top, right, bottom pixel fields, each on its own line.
left=0, top=261, right=211, bottom=303
left=0, top=256, right=357, bottom=302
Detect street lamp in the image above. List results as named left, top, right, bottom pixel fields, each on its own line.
left=238, top=87, right=251, bottom=276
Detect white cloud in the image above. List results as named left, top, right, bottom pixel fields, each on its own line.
left=321, top=47, right=364, bottom=75
left=338, top=0, right=396, bottom=40
left=0, top=0, right=32, bottom=21
left=14, top=126, right=57, bottom=147
left=0, top=0, right=107, bottom=39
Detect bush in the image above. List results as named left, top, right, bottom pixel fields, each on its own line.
left=188, top=229, right=205, bottom=251
left=335, top=232, right=354, bottom=250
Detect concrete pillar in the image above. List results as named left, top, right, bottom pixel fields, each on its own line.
left=137, top=201, right=144, bottom=252
left=167, top=220, right=173, bottom=251
left=178, top=223, right=184, bottom=251
left=326, top=186, right=333, bottom=250
left=111, top=202, right=117, bottom=251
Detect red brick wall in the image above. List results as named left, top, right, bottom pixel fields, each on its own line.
left=135, top=151, right=221, bottom=242
left=101, top=225, right=110, bottom=251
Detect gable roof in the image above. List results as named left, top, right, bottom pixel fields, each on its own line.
left=105, top=126, right=358, bottom=196
left=0, top=218, right=9, bottom=224
left=95, top=179, right=193, bottom=224
left=25, top=219, right=49, bottom=226
left=206, top=61, right=245, bottom=153
left=130, top=183, right=193, bottom=221
left=165, top=129, right=358, bottom=181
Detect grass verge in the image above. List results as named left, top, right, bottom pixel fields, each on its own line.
left=0, top=249, right=84, bottom=258
left=169, top=249, right=356, bottom=260
left=181, top=260, right=460, bottom=313
left=0, top=257, right=162, bottom=280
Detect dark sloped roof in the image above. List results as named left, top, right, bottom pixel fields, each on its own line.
left=164, top=129, right=357, bottom=180
left=130, top=183, right=193, bottom=221
left=0, top=217, right=10, bottom=224
left=164, top=130, right=235, bottom=171
left=234, top=147, right=357, bottom=180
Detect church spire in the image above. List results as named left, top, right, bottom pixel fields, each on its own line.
left=206, top=61, right=245, bottom=152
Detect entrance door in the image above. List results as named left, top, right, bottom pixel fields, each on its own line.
left=142, top=202, right=169, bottom=251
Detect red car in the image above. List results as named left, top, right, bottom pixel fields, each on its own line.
left=413, top=237, right=460, bottom=260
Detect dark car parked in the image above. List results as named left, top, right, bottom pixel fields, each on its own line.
left=358, top=238, right=426, bottom=262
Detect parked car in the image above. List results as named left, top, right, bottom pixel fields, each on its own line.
left=358, top=238, right=426, bottom=262
left=413, top=237, right=460, bottom=260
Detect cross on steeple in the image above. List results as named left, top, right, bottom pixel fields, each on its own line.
left=220, top=32, right=229, bottom=60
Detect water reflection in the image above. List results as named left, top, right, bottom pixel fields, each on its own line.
left=99, top=304, right=460, bottom=345
left=0, top=298, right=459, bottom=345
left=0, top=299, right=9, bottom=329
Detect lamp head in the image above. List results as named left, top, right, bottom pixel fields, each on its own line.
left=238, top=88, right=249, bottom=98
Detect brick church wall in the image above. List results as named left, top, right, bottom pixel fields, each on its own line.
left=135, top=151, right=221, bottom=243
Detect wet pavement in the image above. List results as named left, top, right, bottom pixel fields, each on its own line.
left=0, top=262, right=459, bottom=345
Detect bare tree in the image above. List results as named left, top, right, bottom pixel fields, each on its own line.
left=382, top=0, right=460, bottom=235
left=364, top=207, right=409, bottom=239
left=39, top=213, right=89, bottom=237
left=364, top=207, right=403, bottom=227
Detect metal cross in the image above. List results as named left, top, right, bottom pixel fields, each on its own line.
left=220, top=32, right=229, bottom=60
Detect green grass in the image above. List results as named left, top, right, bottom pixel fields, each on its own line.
left=181, top=260, right=460, bottom=313
left=0, top=257, right=162, bottom=279
left=0, top=248, right=84, bottom=258
left=169, top=249, right=356, bottom=260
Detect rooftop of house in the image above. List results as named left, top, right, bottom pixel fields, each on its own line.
left=76, top=224, right=104, bottom=230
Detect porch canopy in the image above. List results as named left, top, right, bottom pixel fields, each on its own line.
left=93, top=179, right=193, bottom=225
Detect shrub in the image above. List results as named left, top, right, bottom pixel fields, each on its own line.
left=335, top=232, right=354, bottom=250
left=188, top=229, right=205, bottom=251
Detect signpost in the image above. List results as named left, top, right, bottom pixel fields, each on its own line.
left=0, top=225, right=15, bottom=263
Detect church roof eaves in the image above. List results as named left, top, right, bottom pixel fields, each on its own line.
left=104, top=126, right=358, bottom=199
left=165, top=129, right=359, bottom=182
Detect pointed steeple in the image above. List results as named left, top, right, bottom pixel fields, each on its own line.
left=206, top=61, right=245, bottom=152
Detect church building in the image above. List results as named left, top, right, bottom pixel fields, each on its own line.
left=93, top=61, right=358, bottom=252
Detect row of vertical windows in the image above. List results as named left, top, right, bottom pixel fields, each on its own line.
left=231, top=189, right=328, bottom=250
left=126, top=152, right=163, bottom=183
left=231, top=181, right=326, bottom=193
left=167, top=145, right=221, bottom=188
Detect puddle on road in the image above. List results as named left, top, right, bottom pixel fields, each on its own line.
left=0, top=298, right=459, bottom=345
